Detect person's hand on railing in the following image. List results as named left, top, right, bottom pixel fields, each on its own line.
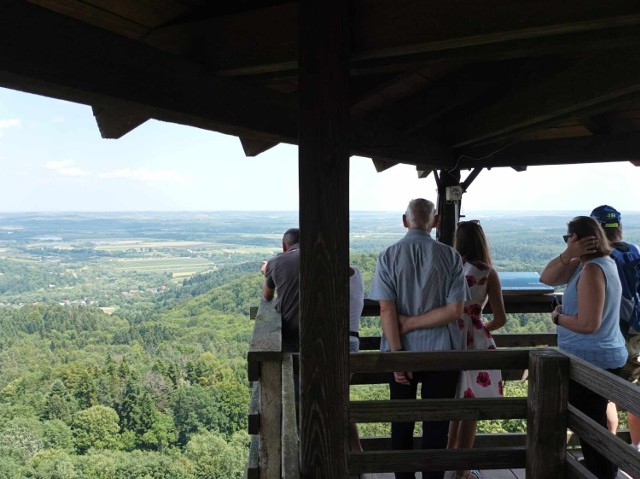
left=394, top=370, right=413, bottom=385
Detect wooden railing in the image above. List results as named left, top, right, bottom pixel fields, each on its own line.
left=246, top=296, right=640, bottom=478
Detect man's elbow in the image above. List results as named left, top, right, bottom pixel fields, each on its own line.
left=262, top=286, right=274, bottom=301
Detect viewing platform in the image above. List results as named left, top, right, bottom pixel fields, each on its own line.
left=246, top=295, right=640, bottom=478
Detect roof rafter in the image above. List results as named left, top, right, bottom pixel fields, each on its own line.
left=450, top=50, right=640, bottom=148
left=455, top=133, right=640, bottom=169
left=144, top=0, right=640, bottom=77
left=0, top=0, right=444, bottom=165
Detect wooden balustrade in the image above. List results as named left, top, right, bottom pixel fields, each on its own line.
left=247, top=298, right=640, bottom=478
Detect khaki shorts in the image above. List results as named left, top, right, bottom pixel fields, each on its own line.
left=620, top=334, right=640, bottom=384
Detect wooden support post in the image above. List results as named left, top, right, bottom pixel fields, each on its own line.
left=298, top=0, right=351, bottom=477
left=436, top=168, right=460, bottom=246
left=259, top=359, right=282, bottom=479
left=282, top=354, right=300, bottom=479
left=527, top=349, right=569, bottom=478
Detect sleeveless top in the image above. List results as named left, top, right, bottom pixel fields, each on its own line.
left=559, top=256, right=627, bottom=369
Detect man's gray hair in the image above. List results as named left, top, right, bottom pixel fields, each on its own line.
left=405, top=199, right=436, bottom=229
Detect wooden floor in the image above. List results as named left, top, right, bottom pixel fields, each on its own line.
left=365, top=470, right=524, bottom=478
left=364, top=465, right=632, bottom=478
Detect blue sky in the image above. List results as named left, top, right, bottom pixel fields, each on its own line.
left=0, top=87, right=638, bottom=213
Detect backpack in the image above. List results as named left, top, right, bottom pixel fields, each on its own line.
left=610, top=242, right=640, bottom=334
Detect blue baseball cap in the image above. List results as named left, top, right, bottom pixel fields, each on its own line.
left=590, top=205, right=621, bottom=228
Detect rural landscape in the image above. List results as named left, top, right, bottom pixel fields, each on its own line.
left=0, top=210, right=639, bottom=478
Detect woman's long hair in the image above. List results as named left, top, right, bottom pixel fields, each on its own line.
left=567, top=216, right=612, bottom=260
left=454, top=221, right=492, bottom=266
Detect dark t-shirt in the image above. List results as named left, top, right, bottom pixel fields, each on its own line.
left=265, top=244, right=300, bottom=349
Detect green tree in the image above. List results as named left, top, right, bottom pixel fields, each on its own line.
left=71, top=406, right=120, bottom=453
left=42, top=420, right=74, bottom=452
left=43, top=381, right=79, bottom=425
left=26, top=449, right=77, bottom=479
left=184, top=430, right=246, bottom=479
left=0, top=417, right=44, bottom=462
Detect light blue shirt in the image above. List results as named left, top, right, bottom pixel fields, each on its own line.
left=369, top=229, right=471, bottom=352
left=559, top=256, right=627, bottom=369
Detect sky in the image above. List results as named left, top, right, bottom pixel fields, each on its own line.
left=1, top=86, right=639, bottom=213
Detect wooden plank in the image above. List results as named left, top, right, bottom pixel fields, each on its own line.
left=349, top=349, right=530, bottom=374
left=351, top=368, right=528, bottom=385
left=350, top=397, right=527, bottom=422
left=357, top=333, right=556, bottom=351
left=451, top=51, right=640, bottom=148
left=247, top=299, right=281, bottom=381
left=493, top=334, right=557, bottom=348
left=247, top=434, right=260, bottom=479
left=526, top=349, right=569, bottom=478
left=568, top=405, right=640, bottom=478
left=259, top=359, right=282, bottom=479
left=349, top=447, right=527, bottom=474
left=360, top=294, right=555, bottom=317
left=297, top=0, right=350, bottom=477
left=566, top=454, right=599, bottom=479
left=360, top=433, right=527, bottom=451
left=281, top=354, right=299, bottom=479
left=248, top=381, right=260, bottom=434
left=567, top=352, right=640, bottom=418
left=456, top=133, right=640, bottom=170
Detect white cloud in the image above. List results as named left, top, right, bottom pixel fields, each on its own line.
left=0, top=119, right=20, bottom=129
left=45, top=159, right=90, bottom=177
left=99, top=168, right=187, bottom=183
left=0, top=118, right=21, bottom=138
left=51, top=116, right=65, bottom=124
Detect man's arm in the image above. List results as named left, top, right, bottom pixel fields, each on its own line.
left=380, top=300, right=402, bottom=351
left=380, top=300, right=412, bottom=385
left=398, top=301, right=464, bottom=334
left=262, top=282, right=274, bottom=301
left=262, top=260, right=275, bottom=301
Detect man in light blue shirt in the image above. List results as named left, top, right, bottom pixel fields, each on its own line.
left=369, top=198, right=470, bottom=479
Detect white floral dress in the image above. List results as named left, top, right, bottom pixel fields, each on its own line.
left=456, top=261, right=503, bottom=399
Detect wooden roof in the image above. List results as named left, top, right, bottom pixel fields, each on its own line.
left=4, top=0, right=640, bottom=172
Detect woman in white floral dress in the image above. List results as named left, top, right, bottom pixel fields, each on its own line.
left=399, top=220, right=506, bottom=479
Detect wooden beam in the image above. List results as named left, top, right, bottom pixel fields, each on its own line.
left=92, top=105, right=149, bottom=139
left=526, top=350, right=569, bottom=479
left=0, top=1, right=442, bottom=165
left=298, top=0, right=350, bottom=477
left=451, top=51, right=640, bottom=148
left=144, top=1, right=640, bottom=77
left=455, top=133, right=640, bottom=169
left=371, top=159, right=398, bottom=173
left=0, top=1, right=298, bottom=143
left=239, top=137, right=279, bottom=157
